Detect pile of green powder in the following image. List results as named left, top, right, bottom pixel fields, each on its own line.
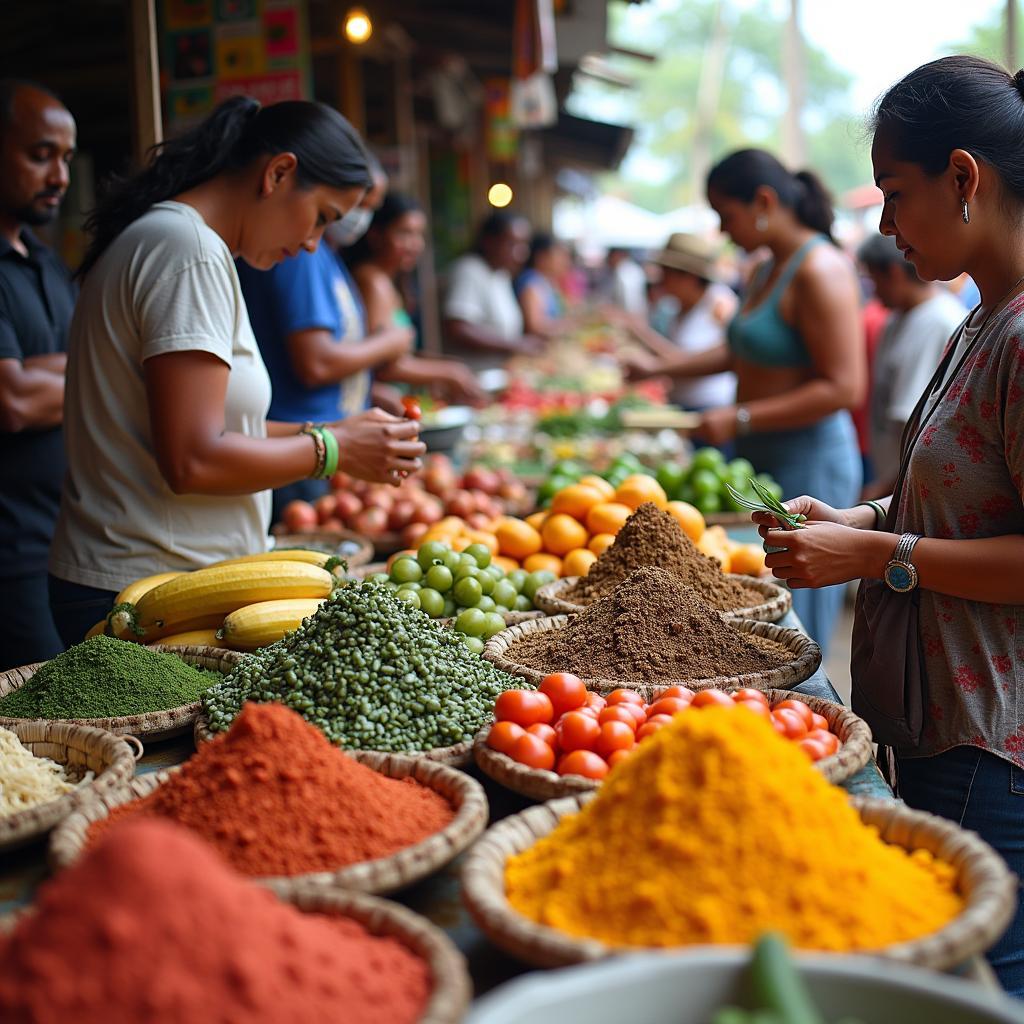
left=0, top=636, right=215, bottom=720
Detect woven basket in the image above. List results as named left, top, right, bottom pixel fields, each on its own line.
left=192, top=711, right=475, bottom=767
left=0, top=884, right=470, bottom=1024
left=269, top=528, right=374, bottom=568
left=0, top=722, right=140, bottom=854
left=471, top=688, right=872, bottom=801
left=461, top=793, right=1018, bottom=971
left=534, top=574, right=791, bottom=624
left=483, top=615, right=821, bottom=694
left=0, top=647, right=245, bottom=742
left=50, top=749, right=488, bottom=896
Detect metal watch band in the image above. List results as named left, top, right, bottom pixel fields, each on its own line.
left=894, top=532, right=921, bottom=563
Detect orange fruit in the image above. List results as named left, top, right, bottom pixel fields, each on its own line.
left=696, top=531, right=731, bottom=572
left=492, top=555, right=520, bottom=573
left=562, top=547, right=598, bottom=577
left=494, top=518, right=543, bottom=561
left=614, top=474, right=668, bottom=511
left=541, top=513, right=589, bottom=556
left=728, top=543, right=767, bottom=577
left=578, top=474, right=616, bottom=499
left=585, top=501, right=633, bottom=536
left=523, top=552, right=563, bottom=576
left=525, top=510, right=548, bottom=532
left=587, top=532, right=616, bottom=556
left=549, top=484, right=605, bottom=522
left=665, top=500, right=705, bottom=542
left=466, top=529, right=499, bottom=555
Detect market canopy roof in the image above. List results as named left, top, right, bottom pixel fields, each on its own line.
left=540, top=112, right=634, bottom=173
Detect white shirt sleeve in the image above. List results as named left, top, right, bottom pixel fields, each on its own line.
left=444, top=256, right=489, bottom=323
left=886, top=301, right=958, bottom=423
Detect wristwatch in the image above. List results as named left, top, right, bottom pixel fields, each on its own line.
left=883, top=533, right=921, bottom=592
left=734, top=405, right=752, bottom=436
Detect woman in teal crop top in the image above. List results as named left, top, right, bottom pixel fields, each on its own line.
left=625, top=149, right=865, bottom=651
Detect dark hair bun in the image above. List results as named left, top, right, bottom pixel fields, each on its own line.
left=1014, top=68, right=1024, bottom=97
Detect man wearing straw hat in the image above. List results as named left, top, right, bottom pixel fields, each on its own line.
left=626, top=233, right=737, bottom=421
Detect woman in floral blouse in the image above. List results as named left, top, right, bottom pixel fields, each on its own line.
left=754, top=55, right=1024, bottom=993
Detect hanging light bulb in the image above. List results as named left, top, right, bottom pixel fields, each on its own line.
left=344, top=6, right=373, bottom=44
left=488, top=183, right=514, bottom=208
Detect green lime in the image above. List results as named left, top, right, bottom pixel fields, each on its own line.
left=395, top=589, right=421, bottom=609
left=452, top=576, right=483, bottom=607
left=463, top=636, right=485, bottom=655
left=424, top=564, right=454, bottom=592
left=691, top=468, right=722, bottom=499
left=417, top=588, right=445, bottom=617
left=552, top=459, right=583, bottom=478
left=728, top=457, right=755, bottom=479
left=464, top=543, right=492, bottom=569
left=417, top=540, right=449, bottom=570
left=523, top=569, right=557, bottom=601
left=482, top=612, right=506, bottom=639
left=455, top=608, right=486, bottom=637
left=513, top=594, right=532, bottom=612
left=506, top=569, right=528, bottom=593
left=442, top=549, right=462, bottom=572
left=476, top=595, right=496, bottom=612
left=538, top=475, right=572, bottom=505
left=492, top=579, right=518, bottom=608
left=690, top=447, right=725, bottom=473
left=389, top=557, right=423, bottom=585
left=477, top=571, right=495, bottom=596
left=695, top=491, right=723, bottom=514
left=655, top=462, right=686, bottom=500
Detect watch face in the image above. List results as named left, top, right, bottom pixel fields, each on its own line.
left=884, top=561, right=916, bottom=592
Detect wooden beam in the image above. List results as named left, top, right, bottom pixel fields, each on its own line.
left=128, top=0, right=162, bottom=163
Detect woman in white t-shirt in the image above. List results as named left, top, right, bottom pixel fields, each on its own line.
left=48, top=97, right=425, bottom=645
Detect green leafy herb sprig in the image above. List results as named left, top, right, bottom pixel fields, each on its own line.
left=725, top=479, right=807, bottom=531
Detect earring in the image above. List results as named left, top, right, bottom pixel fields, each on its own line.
left=961, top=198, right=970, bottom=224
left=755, top=215, right=768, bottom=231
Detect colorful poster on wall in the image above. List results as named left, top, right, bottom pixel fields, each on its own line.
left=485, top=77, right=517, bottom=162
left=160, top=0, right=310, bottom=131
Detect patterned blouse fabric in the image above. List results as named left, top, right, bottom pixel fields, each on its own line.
left=894, top=294, right=1024, bottom=766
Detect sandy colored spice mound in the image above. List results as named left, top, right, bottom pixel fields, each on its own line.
left=567, top=502, right=764, bottom=611
left=510, top=566, right=789, bottom=682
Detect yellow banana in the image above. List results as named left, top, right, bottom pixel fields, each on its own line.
left=149, top=628, right=223, bottom=649
left=209, top=549, right=342, bottom=573
left=108, top=571, right=187, bottom=638
left=84, top=619, right=110, bottom=640
left=220, top=598, right=326, bottom=650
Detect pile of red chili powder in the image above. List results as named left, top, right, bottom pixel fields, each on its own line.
left=0, top=818, right=430, bottom=1023
left=93, top=702, right=455, bottom=876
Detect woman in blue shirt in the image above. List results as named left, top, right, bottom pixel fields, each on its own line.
left=514, top=233, right=570, bottom=337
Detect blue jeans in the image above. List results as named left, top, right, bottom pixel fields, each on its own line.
left=897, top=746, right=1024, bottom=995
left=0, top=573, right=63, bottom=670
left=737, top=411, right=861, bottom=652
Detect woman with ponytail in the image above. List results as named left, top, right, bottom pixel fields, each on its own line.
left=752, top=57, right=1024, bottom=991
left=47, top=97, right=425, bottom=644
left=626, top=148, right=864, bottom=650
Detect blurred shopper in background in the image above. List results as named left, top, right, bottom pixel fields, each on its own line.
left=443, top=211, right=543, bottom=369
left=0, top=79, right=76, bottom=668
left=605, top=246, right=648, bottom=316
left=630, top=149, right=864, bottom=650
left=857, top=232, right=964, bottom=496
left=515, top=232, right=571, bottom=337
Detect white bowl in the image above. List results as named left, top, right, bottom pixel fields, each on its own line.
left=466, top=949, right=1024, bottom=1024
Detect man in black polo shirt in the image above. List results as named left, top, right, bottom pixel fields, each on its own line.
left=0, top=80, right=76, bottom=669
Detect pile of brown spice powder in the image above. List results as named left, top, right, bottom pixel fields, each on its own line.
left=567, top=502, right=764, bottom=612
left=510, top=566, right=790, bottom=682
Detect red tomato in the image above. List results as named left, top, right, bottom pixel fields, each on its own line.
left=806, top=727, right=840, bottom=755
left=619, top=702, right=648, bottom=726
left=595, top=720, right=636, bottom=759
left=556, top=711, right=601, bottom=752
left=576, top=705, right=601, bottom=720
left=691, top=689, right=735, bottom=709
left=732, top=688, right=769, bottom=705
left=510, top=733, right=556, bottom=771
left=734, top=699, right=771, bottom=720
left=494, top=690, right=554, bottom=727
left=810, top=712, right=830, bottom=732
left=599, top=705, right=640, bottom=731
left=797, top=737, right=831, bottom=762
left=605, top=688, right=644, bottom=707
left=557, top=750, right=610, bottom=780
left=539, top=673, right=588, bottom=717
left=487, top=721, right=525, bottom=755
left=636, top=714, right=674, bottom=741
left=770, top=715, right=788, bottom=737
left=772, top=708, right=808, bottom=740
left=606, top=748, right=633, bottom=770
left=401, top=395, right=423, bottom=420
left=774, top=699, right=815, bottom=728
left=655, top=685, right=695, bottom=702
left=527, top=723, right=558, bottom=748
left=584, top=692, right=607, bottom=713
left=646, top=697, right=692, bottom=719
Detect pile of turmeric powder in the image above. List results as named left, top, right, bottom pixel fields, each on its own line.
left=505, top=707, right=963, bottom=951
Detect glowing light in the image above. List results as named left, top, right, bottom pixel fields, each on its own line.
left=344, top=7, right=373, bottom=44
left=488, top=183, right=514, bottom=208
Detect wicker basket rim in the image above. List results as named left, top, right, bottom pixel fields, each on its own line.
left=50, top=747, right=489, bottom=897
